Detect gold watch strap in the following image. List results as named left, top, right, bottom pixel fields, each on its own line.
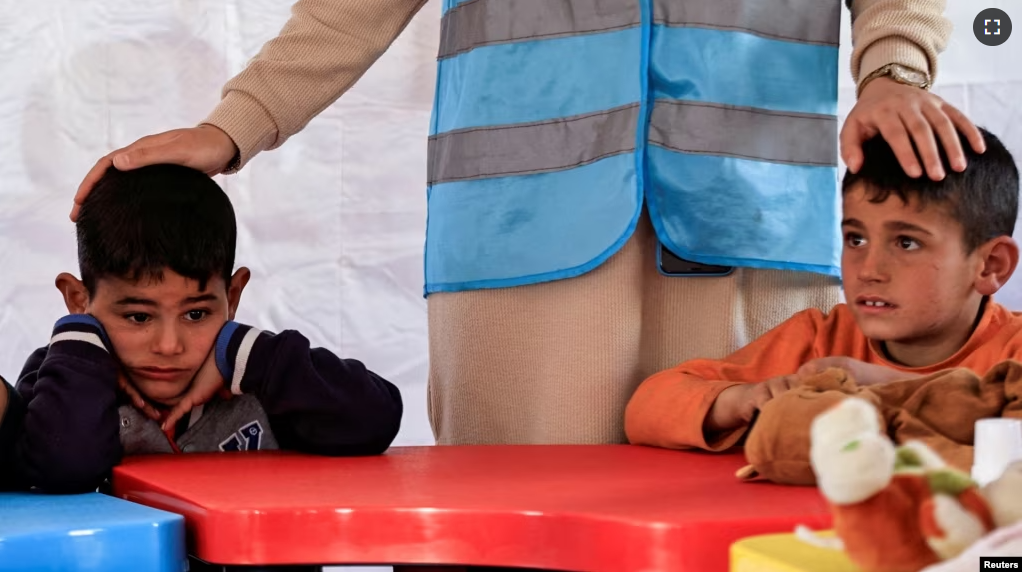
left=857, top=63, right=932, bottom=98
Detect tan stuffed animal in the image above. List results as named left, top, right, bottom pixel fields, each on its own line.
left=739, top=361, right=1021, bottom=486
left=810, top=397, right=1021, bottom=572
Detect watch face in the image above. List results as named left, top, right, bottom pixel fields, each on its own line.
left=893, top=65, right=926, bottom=85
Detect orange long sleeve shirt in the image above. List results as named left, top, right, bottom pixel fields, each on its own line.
left=625, top=301, right=1022, bottom=452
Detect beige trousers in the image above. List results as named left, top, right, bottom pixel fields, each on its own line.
left=427, top=212, right=841, bottom=444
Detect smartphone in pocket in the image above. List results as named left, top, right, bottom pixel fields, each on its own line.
left=657, top=243, right=734, bottom=277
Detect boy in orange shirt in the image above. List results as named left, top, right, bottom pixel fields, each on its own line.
left=625, top=128, right=1021, bottom=452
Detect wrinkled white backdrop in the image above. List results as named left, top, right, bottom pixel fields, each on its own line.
left=0, top=1, right=1019, bottom=567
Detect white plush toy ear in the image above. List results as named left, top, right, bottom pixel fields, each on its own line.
left=810, top=395, right=881, bottom=446
left=926, top=494, right=990, bottom=560
left=811, top=397, right=895, bottom=505
left=982, top=461, right=1022, bottom=528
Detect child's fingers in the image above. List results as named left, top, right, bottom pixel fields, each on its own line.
left=118, top=376, right=144, bottom=408
left=763, top=375, right=798, bottom=399
left=751, top=382, right=774, bottom=411
left=141, top=403, right=162, bottom=421
left=117, top=374, right=161, bottom=419
left=741, top=406, right=757, bottom=424
left=796, top=362, right=816, bottom=377
left=160, top=400, right=191, bottom=432
left=798, top=357, right=834, bottom=376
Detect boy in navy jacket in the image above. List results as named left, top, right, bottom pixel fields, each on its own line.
left=14, top=165, right=403, bottom=493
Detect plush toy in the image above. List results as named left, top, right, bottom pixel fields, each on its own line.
left=739, top=360, right=1021, bottom=486
left=808, top=397, right=1022, bottom=572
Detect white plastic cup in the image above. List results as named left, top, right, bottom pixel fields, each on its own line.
left=972, top=418, right=1023, bottom=487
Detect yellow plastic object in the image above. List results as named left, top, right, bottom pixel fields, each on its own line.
left=730, top=531, right=864, bottom=572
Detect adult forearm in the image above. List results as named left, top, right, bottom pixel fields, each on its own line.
left=848, top=0, right=952, bottom=85
left=203, top=0, right=428, bottom=171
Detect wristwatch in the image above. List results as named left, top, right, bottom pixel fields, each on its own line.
left=857, top=63, right=932, bottom=97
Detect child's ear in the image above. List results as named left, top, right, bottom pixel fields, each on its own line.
left=226, top=267, right=251, bottom=321
left=55, top=273, right=90, bottom=314
left=974, top=237, right=1020, bottom=296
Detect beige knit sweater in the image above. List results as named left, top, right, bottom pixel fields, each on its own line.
left=203, top=0, right=952, bottom=172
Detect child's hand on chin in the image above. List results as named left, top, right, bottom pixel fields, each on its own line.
left=116, top=368, right=161, bottom=421
left=797, top=356, right=921, bottom=386
left=159, top=349, right=230, bottom=432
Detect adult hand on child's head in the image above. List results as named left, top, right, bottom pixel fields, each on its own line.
left=841, top=77, right=985, bottom=181
left=159, top=347, right=232, bottom=432
left=117, top=368, right=161, bottom=421
left=797, top=356, right=921, bottom=387
left=72, top=125, right=238, bottom=221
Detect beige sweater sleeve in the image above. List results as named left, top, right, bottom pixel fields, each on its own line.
left=848, top=0, right=952, bottom=87
left=202, top=0, right=428, bottom=171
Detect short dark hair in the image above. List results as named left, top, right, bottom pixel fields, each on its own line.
left=76, top=165, right=236, bottom=294
left=842, top=128, right=1019, bottom=252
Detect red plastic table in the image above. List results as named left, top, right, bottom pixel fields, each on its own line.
left=111, top=446, right=832, bottom=572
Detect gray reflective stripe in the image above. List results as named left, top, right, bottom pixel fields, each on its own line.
left=653, top=0, right=841, bottom=46
left=649, top=100, right=837, bottom=166
left=428, top=104, right=638, bottom=184
left=439, top=0, right=640, bottom=60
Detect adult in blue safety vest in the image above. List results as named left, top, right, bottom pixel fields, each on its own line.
left=75, top=0, right=984, bottom=445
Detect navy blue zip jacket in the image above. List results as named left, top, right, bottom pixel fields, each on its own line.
left=14, top=315, right=402, bottom=493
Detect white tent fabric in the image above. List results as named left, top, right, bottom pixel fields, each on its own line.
left=0, top=0, right=1018, bottom=525
left=0, top=1, right=1018, bottom=570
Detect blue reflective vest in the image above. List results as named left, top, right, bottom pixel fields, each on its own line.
left=426, top=0, right=842, bottom=295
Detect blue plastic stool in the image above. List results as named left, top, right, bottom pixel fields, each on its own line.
left=0, top=492, right=187, bottom=572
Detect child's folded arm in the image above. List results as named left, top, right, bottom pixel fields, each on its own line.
left=625, top=370, right=747, bottom=450
left=625, top=309, right=823, bottom=451
left=14, top=315, right=123, bottom=493
left=215, top=322, right=402, bottom=456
